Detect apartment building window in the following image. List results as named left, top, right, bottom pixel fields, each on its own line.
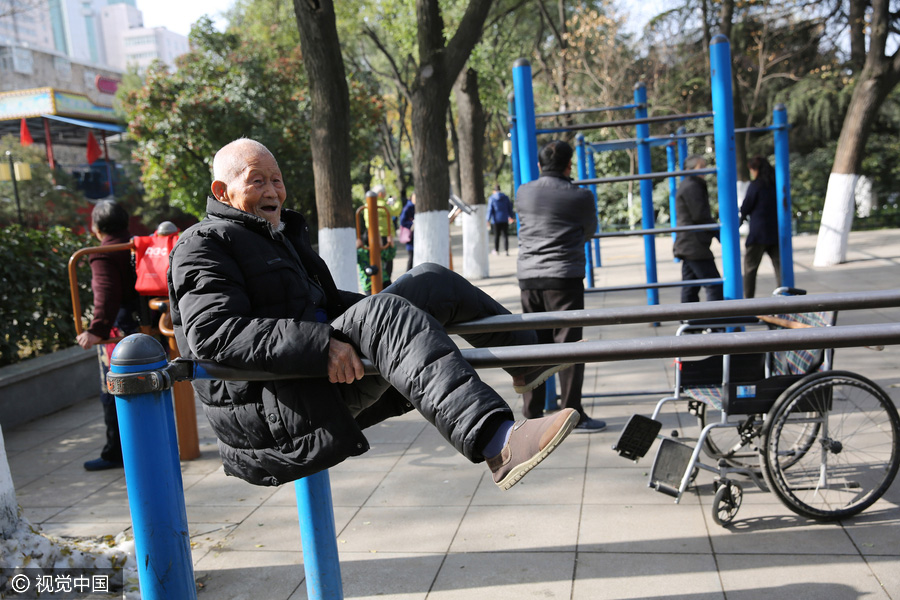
left=124, top=35, right=155, bottom=47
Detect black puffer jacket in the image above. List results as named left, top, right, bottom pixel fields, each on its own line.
left=169, top=199, right=405, bottom=486
left=673, top=175, right=716, bottom=261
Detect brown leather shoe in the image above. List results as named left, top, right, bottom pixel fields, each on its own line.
left=486, top=408, right=579, bottom=490
left=511, top=363, right=573, bottom=394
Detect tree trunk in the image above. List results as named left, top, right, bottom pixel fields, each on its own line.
left=293, top=0, right=357, bottom=290
left=455, top=66, right=489, bottom=279
left=814, top=0, right=900, bottom=266
left=447, top=105, right=462, bottom=199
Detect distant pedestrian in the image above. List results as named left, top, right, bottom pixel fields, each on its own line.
left=674, top=154, right=724, bottom=303
left=487, top=184, right=514, bottom=256
left=399, top=192, right=416, bottom=272
left=740, top=155, right=781, bottom=298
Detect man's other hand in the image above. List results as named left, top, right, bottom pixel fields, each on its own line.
left=76, top=331, right=102, bottom=349
left=328, top=337, right=365, bottom=384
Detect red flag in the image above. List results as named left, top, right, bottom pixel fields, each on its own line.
left=19, top=119, right=33, bottom=146
left=86, top=131, right=102, bottom=164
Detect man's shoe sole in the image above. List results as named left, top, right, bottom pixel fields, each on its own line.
left=495, top=410, right=580, bottom=490
left=513, top=363, right=574, bottom=394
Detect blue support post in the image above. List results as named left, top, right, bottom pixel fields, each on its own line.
left=508, top=93, right=521, bottom=197
left=633, top=83, right=659, bottom=306
left=709, top=35, right=743, bottom=300
left=666, top=143, right=680, bottom=262
left=512, top=59, right=539, bottom=185
left=676, top=126, right=688, bottom=175
left=773, top=103, right=795, bottom=288
left=586, top=150, right=602, bottom=266
left=109, top=334, right=196, bottom=600
left=296, top=472, right=344, bottom=600
left=576, top=134, right=595, bottom=288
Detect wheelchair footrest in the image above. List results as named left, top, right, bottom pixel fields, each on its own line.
left=649, top=438, right=695, bottom=497
left=613, top=414, right=662, bottom=460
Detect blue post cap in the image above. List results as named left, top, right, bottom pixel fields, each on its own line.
left=774, top=103, right=786, bottom=111
left=111, top=334, right=167, bottom=367
left=633, top=82, right=646, bottom=91
left=711, top=33, right=729, bottom=45
left=576, top=133, right=585, bottom=143
left=512, top=58, right=530, bottom=68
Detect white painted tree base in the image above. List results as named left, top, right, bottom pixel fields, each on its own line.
left=814, top=173, right=859, bottom=267
left=413, top=210, right=450, bottom=269
left=462, top=205, right=489, bottom=280
left=318, top=227, right=360, bottom=293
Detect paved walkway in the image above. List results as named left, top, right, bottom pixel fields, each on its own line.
left=5, top=228, right=900, bottom=599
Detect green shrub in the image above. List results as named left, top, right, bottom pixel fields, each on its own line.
left=0, top=225, right=93, bottom=367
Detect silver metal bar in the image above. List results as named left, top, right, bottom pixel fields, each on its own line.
left=447, top=289, right=900, bottom=334
left=591, top=223, right=719, bottom=239
left=576, top=167, right=717, bottom=186
left=586, top=278, right=723, bottom=294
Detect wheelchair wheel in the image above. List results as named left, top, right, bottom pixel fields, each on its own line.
left=760, top=371, right=900, bottom=521
left=712, top=480, right=743, bottom=526
left=696, top=403, right=761, bottom=470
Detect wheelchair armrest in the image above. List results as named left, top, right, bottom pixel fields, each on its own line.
left=681, top=316, right=761, bottom=327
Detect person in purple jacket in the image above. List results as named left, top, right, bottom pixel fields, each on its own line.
left=740, top=156, right=781, bottom=298
left=487, top=184, right=514, bottom=256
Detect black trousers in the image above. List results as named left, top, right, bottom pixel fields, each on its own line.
left=519, top=287, right=585, bottom=419
left=680, top=258, right=724, bottom=303
left=332, top=263, right=537, bottom=463
left=743, top=243, right=781, bottom=298
left=492, top=222, right=509, bottom=253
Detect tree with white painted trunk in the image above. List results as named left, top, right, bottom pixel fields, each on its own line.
left=814, top=0, right=900, bottom=266
left=455, top=66, right=490, bottom=279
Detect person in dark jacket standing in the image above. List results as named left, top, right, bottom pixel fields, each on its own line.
left=740, top=155, right=781, bottom=298
left=673, top=154, right=724, bottom=303
left=399, top=192, right=416, bottom=271
left=76, top=200, right=139, bottom=471
left=487, top=184, right=514, bottom=256
left=168, top=139, right=577, bottom=491
left=515, top=140, right=605, bottom=434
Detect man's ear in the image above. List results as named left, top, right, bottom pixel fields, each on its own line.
left=211, top=180, right=227, bottom=201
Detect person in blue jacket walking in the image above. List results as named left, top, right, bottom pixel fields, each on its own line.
left=487, top=184, right=514, bottom=256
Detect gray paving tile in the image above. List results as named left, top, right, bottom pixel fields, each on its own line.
left=840, top=506, right=900, bottom=556
left=584, top=466, right=701, bottom=505
left=289, top=552, right=443, bottom=600
left=193, top=550, right=304, bottom=600
left=578, top=503, right=712, bottom=554
left=451, top=504, right=581, bottom=552
left=337, top=506, right=467, bottom=553
left=430, top=551, right=575, bottom=600
left=471, top=466, right=584, bottom=506
left=573, top=552, right=723, bottom=600
left=218, top=504, right=301, bottom=552
left=715, top=553, right=890, bottom=600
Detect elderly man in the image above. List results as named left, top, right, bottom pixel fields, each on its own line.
left=168, top=138, right=576, bottom=490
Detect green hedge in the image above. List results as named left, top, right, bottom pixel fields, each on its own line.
left=0, top=226, right=93, bottom=367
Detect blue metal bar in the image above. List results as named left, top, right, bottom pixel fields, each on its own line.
left=575, top=167, right=717, bottom=187
left=586, top=149, right=601, bottom=266
left=512, top=59, right=539, bottom=185
left=507, top=94, right=521, bottom=198
left=709, top=35, right=743, bottom=300
left=535, top=111, right=713, bottom=135
left=666, top=144, right=679, bottom=261
left=296, top=472, right=344, bottom=600
left=575, top=134, right=595, bottom=288
left=676, top=127, right=688, bottom=178
left=110, top=335, right=196, bottom=600
left=633, top=83, right=659, bottom=306
left=773, top=103, right=795, bottom=288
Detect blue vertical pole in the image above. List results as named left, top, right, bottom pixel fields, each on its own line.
left=709, top=35, right=743, bottom=300
left=512, top=59, right=539, bottom=185
left=587, top=150, right=602, bottom=266
left=773, top=103, right=795, bottom=288
left=575, top=134, right=594, bottom=288
left=508, top=93, right=521, bottom=197
left=110, top=334, right=196, bottom=600
left=633, top=83, right=659, bottom=306
left=666, top=143, right=679, bottom=262
left=676, top=126, right=688, bottom=175
left=296, top=472, right=344, bottom=600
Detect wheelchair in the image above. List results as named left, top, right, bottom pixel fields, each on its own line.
left=613, top=289, right=900, bottom=526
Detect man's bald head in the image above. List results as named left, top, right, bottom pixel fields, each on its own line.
left=213, top=139, right=278, bottom=185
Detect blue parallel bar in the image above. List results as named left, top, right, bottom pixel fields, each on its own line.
left=676, top=126, right=688, bottom=177
left=508, top=94, right=521, bottom=198
left=110, top=335, right=196, bottom=600
left=586, top=149, right=601, bottom=266
left=633, top=83, right=659, bottom=306
left=666, top=144, right=679, bottom=262
left=296, top=472, right=344, bottom=600
left=534, top=103, right=641, bottom=119
left=709, top=35, right=743, bottom=300
left=773, top=103, right=795, bottom=288
left=575, top=134, right=594, bottom=288
left=512, top=59, right=539, bottom=185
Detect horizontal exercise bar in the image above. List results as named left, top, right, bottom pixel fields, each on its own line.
left=586, top=279, right=723, bottom=294
left=536, top=112, right=713, bottom=135
left=585, top=124, right=786, bottom=154
left=530, top=103, right=643, bottom=119
left=592, top=223, right=720, bottom=239
left=575, top=167, right=717, bottom=186
left=447, top=289, right=900, bottom=334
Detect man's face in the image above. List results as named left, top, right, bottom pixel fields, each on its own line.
left=214, top=151, right=286, bottom=229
